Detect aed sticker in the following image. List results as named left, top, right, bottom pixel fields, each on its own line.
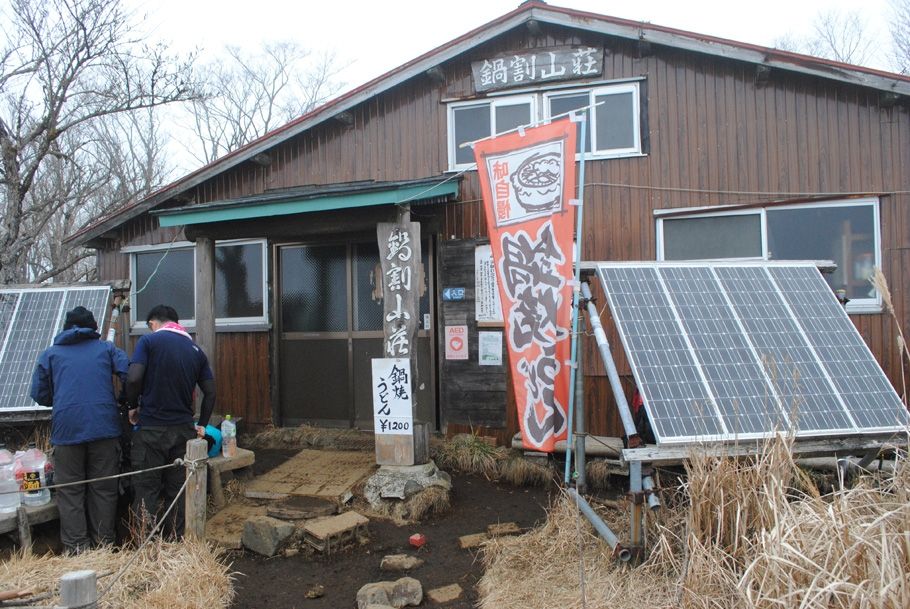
left=445, top=325, right=468, bottom=360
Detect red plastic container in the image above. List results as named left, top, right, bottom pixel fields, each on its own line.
left=409, top=533, right=426, bottom=548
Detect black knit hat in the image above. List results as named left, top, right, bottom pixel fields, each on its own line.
left=63, top=306, right=98, bottom=331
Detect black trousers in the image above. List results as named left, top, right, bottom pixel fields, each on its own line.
left=130, top=425, right=196, bottom=538
left=53, top=438, right=121, bottom=551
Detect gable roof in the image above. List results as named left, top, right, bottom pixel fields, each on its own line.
left=69, top=0, right=910, bottom=247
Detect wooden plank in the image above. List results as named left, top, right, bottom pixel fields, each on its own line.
left=195, top=237, right=216, bottom=385
left=0, top=501, right=59, bottom=536
left=622, top=435, right=908, bottom=465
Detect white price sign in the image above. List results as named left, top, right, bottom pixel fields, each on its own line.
left=371, top=358, right=413, bottom=435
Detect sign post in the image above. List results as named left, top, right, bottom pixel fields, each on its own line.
left=375, top=221, right=422, bottom=465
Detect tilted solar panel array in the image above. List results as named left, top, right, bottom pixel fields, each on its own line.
left=597, top=263, right=909, bottom=444
left=0, top=287, right=110, bottom=411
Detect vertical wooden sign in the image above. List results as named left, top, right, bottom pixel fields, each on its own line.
left=375, top=221, right=421, bottom=465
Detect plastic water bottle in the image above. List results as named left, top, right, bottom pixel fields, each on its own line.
left=16, top=447, right=51, bottom=507
left=0, top=447, right=20, bottom=514
left=221, top=415, right=237, bottom=458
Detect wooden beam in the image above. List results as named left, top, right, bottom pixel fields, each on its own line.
left=195, top=237, right=216, bottom=376
left=184, top=438, right=209, bottom=539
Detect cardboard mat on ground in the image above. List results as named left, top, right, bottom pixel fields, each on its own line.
left=243, top=449, right=375, bottom=501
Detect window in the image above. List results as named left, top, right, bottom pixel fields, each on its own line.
left=128, top=239, right=267, bottom=329
left=448, top=96, right=535, bottom=168
left=656, top=199, right=882, bottom=313
left=545, top=83, right=640, bottom=156
left=446, top=81, right=642, bottom=170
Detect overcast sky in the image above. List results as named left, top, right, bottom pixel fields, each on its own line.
left=131, top=0, right=895, bottom=87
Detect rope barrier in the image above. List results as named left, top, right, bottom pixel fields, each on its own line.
left=0, top=460, right=183, bottom=496
left=98, top=468, right=194, bottom=600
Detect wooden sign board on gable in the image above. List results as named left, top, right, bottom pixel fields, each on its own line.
left=471, top=46, right=603, bottom=93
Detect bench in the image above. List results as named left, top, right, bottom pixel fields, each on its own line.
left=207, top=447, right=255, bottom=509
left=0, top=501, right=59, bottom=551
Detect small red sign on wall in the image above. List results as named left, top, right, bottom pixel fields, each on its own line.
left=445, top=325, right=468, bottom=360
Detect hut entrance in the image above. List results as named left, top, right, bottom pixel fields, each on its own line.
left=276, top=239, right=436, bottom=428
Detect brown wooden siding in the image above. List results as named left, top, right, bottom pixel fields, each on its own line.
left=95, top=21, right=910, bottom=441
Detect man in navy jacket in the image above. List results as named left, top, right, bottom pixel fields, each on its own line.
left=31, top=305, right=129, bottom=553
left=125, top=304, right=215, bottom=538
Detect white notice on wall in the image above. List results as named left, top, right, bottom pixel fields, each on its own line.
left=475, top=244, right=503, bottom=324
left=478, top=331, right=503, bottom=366
left=371, top=358, right=413, bottom=435
left=445, top=325, right=469, bottom=360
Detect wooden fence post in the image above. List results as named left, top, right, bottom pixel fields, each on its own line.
left=60, top=570, right=97, bottom=608
left=184, top=438, right=209, bottom=540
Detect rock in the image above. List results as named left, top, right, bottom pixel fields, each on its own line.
left=487, top=521, right=521, bottom=536
left=427, top=583, right=463, bottom=604
left=380, top=554, right=424, bottom=572
left=282, top=547, right=299, bottom=558
left=305, top=584, right=325, bottom=599
left=356, top=577, right=422, bottom=609
left=267, top=495, right=337, bottom=521
left=364, top=605, right=395, bottom=609
left=458, top=532, right=488, bottom=549
left=363, top=460, right=452, bottom=511
left=241, top=515, right=295, bottom=557
left=389, top=577, right=422, bottom=607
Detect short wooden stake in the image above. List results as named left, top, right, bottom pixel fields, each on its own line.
left=60, top=570, right=97, bottom=608
left=184, top=438, right=209, bottom=540
left=16, top=505, right=31, bottom=553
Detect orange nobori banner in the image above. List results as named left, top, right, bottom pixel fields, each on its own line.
left=473, top=118, right=577, bottom=452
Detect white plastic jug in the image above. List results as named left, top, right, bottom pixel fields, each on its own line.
left=15, top=447, right=51, bottom=507
left=0, top=447, right=19, bottom=514
left=221, top=415, right=237, bottom=458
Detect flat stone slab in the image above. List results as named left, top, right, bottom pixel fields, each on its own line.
left=244, top=449, right=375, bottom=501
left=487, top=521, right=521, bottom=536
left=242, top=515, right=295, bottom=557
left=267, top=495, right=338, bottom=521
left=427, top=583, right=463, bottom=604
left=304, top=510, right=369, bottom=540
left=457, top=532, right=488, bottom=549
left=205, top=503, right=267, bottom=549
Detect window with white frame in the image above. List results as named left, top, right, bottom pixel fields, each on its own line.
left=656, top=198, right=882, bottom=312
left=447, top=81, right=642, bottom=170
left=128, top=239, right=268, bottom=328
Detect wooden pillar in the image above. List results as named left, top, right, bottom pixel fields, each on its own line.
left=195, top=237, right=216, bottom=367
left=60, top=570, right=97, bottom=608
left=184, top=438, right=209, bottom=540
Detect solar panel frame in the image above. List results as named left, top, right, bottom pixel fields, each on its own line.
left=0, top=286, right=111, bottom=412
left=596, top=261, right=909, bottom=445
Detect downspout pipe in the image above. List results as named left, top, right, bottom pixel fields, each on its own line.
left=568, top=487, right=632, bottom=562
left=580, top=281, right=639, bottom=442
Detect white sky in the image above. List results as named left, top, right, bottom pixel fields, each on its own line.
left=131, top=0, right=895, bottom=86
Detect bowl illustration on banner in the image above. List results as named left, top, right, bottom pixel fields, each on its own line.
left=449, top=336, right=463, bottom=351
left=510, top=151, right=561, bottom=212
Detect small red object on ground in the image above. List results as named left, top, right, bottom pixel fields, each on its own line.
left=409, top=533, right=426, bottom=548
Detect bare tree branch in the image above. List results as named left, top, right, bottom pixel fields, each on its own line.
left=0, top=0, right=199, bottom=283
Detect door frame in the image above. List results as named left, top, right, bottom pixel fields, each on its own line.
left=272, top=236, right=438, bottom=429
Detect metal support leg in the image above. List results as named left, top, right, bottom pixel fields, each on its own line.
left=629, top=461, right=644, bottom=553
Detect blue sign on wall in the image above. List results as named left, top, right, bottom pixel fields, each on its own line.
left=442, top=287, right=466, bottom=301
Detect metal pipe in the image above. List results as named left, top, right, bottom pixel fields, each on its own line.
left=564, top=112, right=589, bottom=485
left=575, top=332, right=587, bottom=493
left=567, top=487, right=631, bottom=562
left=580, top=281, right=638, bottom=440
left=642, top=475, right=661, bottom=511
left=629, top=461, right=644, bottom=549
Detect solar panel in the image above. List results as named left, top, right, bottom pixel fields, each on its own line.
left=597, top=262, right=909, bottom=444
left=0, top=286, right=110, bottom=412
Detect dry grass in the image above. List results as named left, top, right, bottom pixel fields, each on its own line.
left=479, top=437, right=910, bottom=609
left=369, top=486, right=452, bottom=524
left=0, top=538, right=234, bottom=608
left=243, top=424, right=374, bottom=451
left=585, top=459, right=612, bottom=491
left=433, top=433, right=556, bottom=486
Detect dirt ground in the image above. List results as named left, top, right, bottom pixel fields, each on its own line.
left=227, top=449, right=553, bottom=609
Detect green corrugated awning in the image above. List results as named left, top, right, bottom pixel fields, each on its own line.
left=154, top=178, right=459, bottom=227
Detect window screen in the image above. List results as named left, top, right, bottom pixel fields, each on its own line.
left=663, top=214, right=762, bottom=260
left=135, top=249, right=195, bottom=323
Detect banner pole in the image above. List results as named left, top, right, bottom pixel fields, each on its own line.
left=564, top=112, right=588, bottom=486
